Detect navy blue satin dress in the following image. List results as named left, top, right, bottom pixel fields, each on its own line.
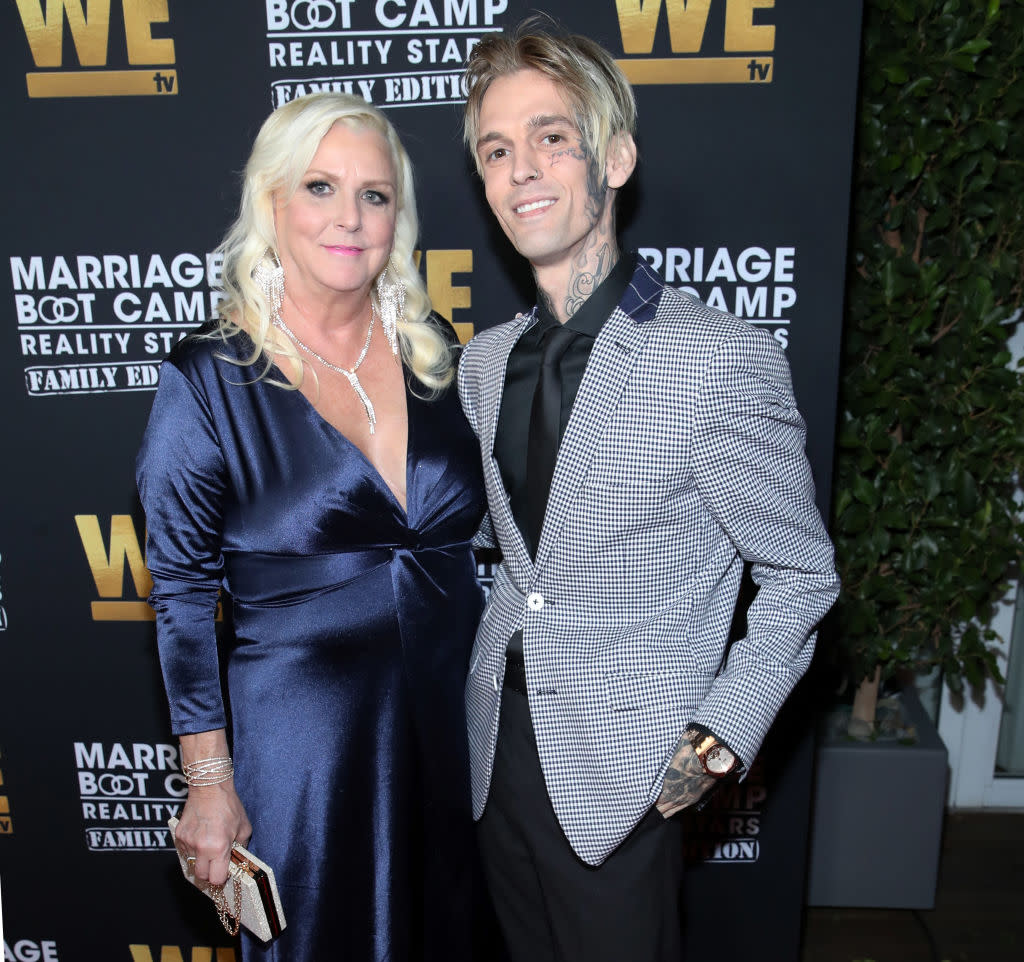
left=136, top=322, right=486, bottom=961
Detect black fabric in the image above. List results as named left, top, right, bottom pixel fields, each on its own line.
left=503, top=648, right=529, bottom=696
left=477, top=688, right=684, bottom=962
left=493, top=253, right=638, bottom=560
left=525, top=323, right=579, bottom=554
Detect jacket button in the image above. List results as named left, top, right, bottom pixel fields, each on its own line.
left=527, top=592, right=544, bottom=611
left=492, top=673, right=499, bottom=691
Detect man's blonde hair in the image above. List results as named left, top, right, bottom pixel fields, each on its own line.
left=463, top=18, right=637, bottom=177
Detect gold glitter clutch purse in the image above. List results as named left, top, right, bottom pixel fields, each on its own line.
left=168, top=816, right=286, bottom=942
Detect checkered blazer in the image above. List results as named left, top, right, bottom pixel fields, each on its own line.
left=458, top=261, right=839, bottom=866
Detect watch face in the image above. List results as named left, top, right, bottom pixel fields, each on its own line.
left=703, top=744, right=736, bottom=777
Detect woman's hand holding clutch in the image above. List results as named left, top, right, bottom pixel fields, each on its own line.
left=174, top=729, right=253, bottom=887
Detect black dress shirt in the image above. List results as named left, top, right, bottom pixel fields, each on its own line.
left=495, top=255, right=651, bottom=658
left=494, top=253, right=639, bottom=560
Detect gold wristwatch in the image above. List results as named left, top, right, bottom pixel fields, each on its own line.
left=686, top=725, right=739, bottom=778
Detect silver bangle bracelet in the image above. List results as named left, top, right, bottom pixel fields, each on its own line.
left=182, top=755, right=234, bottom=786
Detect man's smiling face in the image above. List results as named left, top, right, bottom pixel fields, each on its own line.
left=475, top=68, right=609, bottom=271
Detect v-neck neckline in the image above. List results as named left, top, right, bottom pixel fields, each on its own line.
left=273, top=358, right=414, bottom=521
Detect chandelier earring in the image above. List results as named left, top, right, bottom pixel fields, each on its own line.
left=376, top=258, right=405, bottom=356
left=253, top=248, right=285, bottom=321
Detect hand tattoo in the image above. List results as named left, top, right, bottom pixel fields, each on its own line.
left=655, top=735, right=716, bottom=819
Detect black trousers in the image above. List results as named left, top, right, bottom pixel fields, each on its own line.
left=477, top=684, right=684, bottom=962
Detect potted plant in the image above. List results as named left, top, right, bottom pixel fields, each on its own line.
left=807, top=0, right=1024, bottom=909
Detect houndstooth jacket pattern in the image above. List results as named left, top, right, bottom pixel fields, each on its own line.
left=457, top=259, right=839, bottom=866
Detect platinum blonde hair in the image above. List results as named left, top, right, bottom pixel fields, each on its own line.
left=463, top=18, right=637, bottom=178
left=213, top=92, right=452, bottom=391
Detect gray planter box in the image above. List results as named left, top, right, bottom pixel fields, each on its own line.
left=806, top=686, right=949, bottom=908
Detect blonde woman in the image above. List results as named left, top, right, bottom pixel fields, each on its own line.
left=137, top=93, right=486, bottom=961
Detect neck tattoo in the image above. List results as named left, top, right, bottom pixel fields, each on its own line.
left=273, top=307, right=379, bottom=434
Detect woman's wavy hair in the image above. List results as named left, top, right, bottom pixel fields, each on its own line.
left=213, top=92, right=452, bottom=391
left=463, top=17, right=637, bottom=178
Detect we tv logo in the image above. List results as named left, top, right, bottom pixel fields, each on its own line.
left=76, top=515, right=153, bottom=620
left=75, top=515, right=222, bottom=622
left=16, top=0, right=178, bottom=98
left=129, top=948, right=237, bottom=962
left=614, top=0, right=776, bottom=85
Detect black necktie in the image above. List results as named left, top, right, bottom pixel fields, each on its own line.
left=526, top=323, right=577, bottom=557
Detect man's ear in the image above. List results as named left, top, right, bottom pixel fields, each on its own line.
left=605, top=133, right=637, bottom=190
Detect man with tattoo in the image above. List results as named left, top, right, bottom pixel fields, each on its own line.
left=457, top=21, right=839, bottom=962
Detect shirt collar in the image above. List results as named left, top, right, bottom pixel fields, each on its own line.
left=532, top=252, right=662, bottom=336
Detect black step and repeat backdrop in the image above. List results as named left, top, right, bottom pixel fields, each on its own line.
left=1, top=2, right=862, bottom=959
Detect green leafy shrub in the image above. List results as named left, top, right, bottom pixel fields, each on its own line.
left=831, top=0, right=1024, bottom=701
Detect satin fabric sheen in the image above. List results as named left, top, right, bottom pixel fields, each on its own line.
left=136, top=324, right=486, bottom=961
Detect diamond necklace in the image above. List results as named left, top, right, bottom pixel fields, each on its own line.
left=273, top=306, right=379, bottom=434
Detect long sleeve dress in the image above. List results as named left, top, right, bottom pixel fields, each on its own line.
left=136, top=321, right=487, bottom=961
